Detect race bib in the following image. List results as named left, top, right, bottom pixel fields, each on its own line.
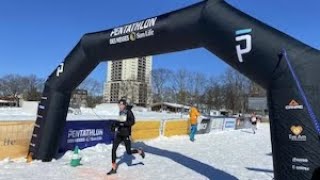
left=118, top=115, right=127, bottom=122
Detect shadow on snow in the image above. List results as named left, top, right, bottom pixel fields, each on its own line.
left=117, top=142, right=239, bottom=180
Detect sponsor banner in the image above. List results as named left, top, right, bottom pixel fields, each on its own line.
left=285, top=99, right=303, bottom=110
left=197, top=118, right=211, bottom=134
left=210, top=117, right=225, bottom=130
left=289, top=125, right=306, bottom=142
left=223, top=118, right=237, bottom=130
left=109, top=17, right=157, bottom=45
left=59, top=120, right=115, bottom=152
left=291, top=157, right=310, bottom=172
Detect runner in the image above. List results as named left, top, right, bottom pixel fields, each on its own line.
left=251, top=112, right=258, bottom=134
left=107, top=98, right=145, bottom=175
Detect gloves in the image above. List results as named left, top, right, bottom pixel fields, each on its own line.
left=111, top=123, right=116, bottom=132
left=111, top=121, right=125, bottom=132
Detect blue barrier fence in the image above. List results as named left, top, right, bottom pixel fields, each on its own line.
left=59, top=120, right=115, bottom=153
left=58, top=117, right=239, bottom=153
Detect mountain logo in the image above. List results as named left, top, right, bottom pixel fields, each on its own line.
left=285, top=100, right=303, bottom=110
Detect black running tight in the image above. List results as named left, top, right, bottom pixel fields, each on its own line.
left=112, top=135, right=138, bottom=163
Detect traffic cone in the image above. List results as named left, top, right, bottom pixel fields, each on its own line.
left=70, top=146, right=81, bottom=167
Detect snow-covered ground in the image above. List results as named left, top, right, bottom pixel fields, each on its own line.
left=0, top=102, right=188, bottom=121
left=0, top=123, right=273, bottom=180
left=68, top=103, right=189, bottom=121
left=0, top=107, right=35, bottom=121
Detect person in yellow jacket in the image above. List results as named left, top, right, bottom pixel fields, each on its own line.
left=189, top=106, right=200, bottom=142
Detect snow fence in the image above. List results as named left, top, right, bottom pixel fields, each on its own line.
left=0, top=121, right=34, bottom=160
left=0, top=117, right=240, bottom=160
left=0, top=119, right=182, bottom=160
left=162, top=119, right=189, bottom=137
left=132, top=121, right=161, bottom=140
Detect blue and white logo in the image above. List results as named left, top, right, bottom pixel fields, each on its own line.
left=235, top=29, right=252, bottom=63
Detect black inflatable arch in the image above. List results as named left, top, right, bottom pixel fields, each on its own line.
left=29, top=0, right=320, bottom=179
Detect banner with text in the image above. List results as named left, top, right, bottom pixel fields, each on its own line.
left=59, top=120, right=115, bottom=152
left=197, top=118, right=211, bottom=134
left=223, top=118, right=237, bottom=130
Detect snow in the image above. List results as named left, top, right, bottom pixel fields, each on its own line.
left=0, top=123, right=273, bottom=180
left=0, top=102, right=188, bottom=121
left=67, top=103, right=188, bottom=121
left=0, top=101, right=38, bottom=121
left=0, top=107, right=35, bottom=121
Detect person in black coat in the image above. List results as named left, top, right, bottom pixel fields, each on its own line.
left=107, top=99, right=145, bottom=175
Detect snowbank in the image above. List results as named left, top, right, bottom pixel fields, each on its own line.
left=0, top=102, right=188, bottom=121
left=0, top=107, right=35, bottom=121
left=0, top=101, right=38, bottom=121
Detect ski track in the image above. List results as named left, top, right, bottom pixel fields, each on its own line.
left=0, top=123, right=273, bottom=180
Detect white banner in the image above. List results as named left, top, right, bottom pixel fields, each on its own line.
left=210, top=117, right=224, bottom=130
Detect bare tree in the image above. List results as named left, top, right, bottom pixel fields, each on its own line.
left=145, top=83, right=153, bottom=105
left=78, top=78, right=104, bottom=107
left=23, top=75, right=45, bottom=101
left=152, top=68, right=173, bottom=103
left=171, top=69, right=189, bottom=105
left=249, top=81, right=266, bottom=97
left=0, top=78, right=4, bottom=97
left=221, top=67, right=250, bottom=113
left=161, top=86, right=175, bottom=103
left=0, top=74, right=26, bottom=97
left=79, top=78, right=103, bottom=96
left=149, top=67, right=257, bottom=113
left=187, top=72, right=207, bottom=106
left=203, top=77, right=225, bottom=111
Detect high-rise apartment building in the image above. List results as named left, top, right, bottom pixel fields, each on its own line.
left=104, top=56, right=152, bottom=106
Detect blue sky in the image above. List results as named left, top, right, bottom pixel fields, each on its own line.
left=0, top=0, right=319, bottom=82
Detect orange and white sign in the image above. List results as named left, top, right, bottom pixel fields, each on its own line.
left=285, top=100, right=303, bottom=110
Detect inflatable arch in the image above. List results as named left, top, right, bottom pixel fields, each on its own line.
left=29, top=0, right=320, bottom=179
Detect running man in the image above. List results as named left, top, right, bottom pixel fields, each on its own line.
left=107, top=99, right=145, bottom=175
left=251, top=112, right=258, bottom=134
